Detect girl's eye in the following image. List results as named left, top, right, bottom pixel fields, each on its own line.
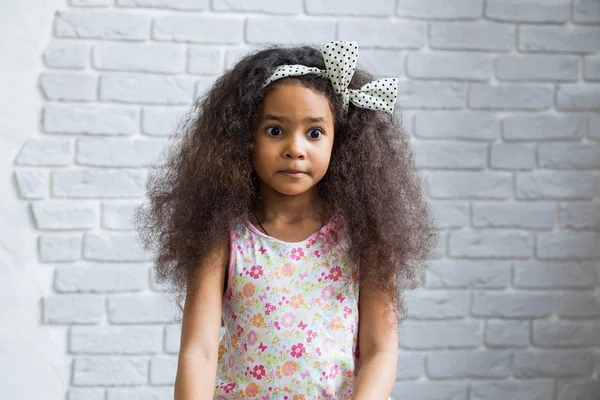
left=308, top=128, right=322, bottom=139
left=266, top=126, right=282, bottom=136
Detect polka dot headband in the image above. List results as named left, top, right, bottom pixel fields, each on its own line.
left=263, top=41, right=398, bottom=114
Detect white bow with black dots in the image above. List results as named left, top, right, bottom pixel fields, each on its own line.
left=263, top=41, right=398, bottom=114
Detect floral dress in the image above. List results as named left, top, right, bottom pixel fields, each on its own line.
left=214, top=214, right=360, bottom=399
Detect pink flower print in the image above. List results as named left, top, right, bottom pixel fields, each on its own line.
left=336, top=293, right=346, bottom=302
left=236, top=325, right=244, bottom=337
left=321, top=285, right=334, bottom=301
left=344, top=306, right=352, bottom=318
left=274, top=321, right=281, bottom=330
left=249, top=265, right=264, bottom=279
left=306, top=330, right=317, bottom=343
left=236, top=244, right=243, bottom=254
left=328, top=365, right=339, bottom=379
left=321, top=386, right=335, bottom=399
left=258, top=342, right=267, bottom=352
left=313, top=250, right=321, bottom=258
left=252, top=364, right=266, bottom=380
left=265, top=303, right=276, bottom=315
left=281, top=312, right=296, bottom=328
left=328, top=266, right=342, bottom=281
left=290, top=247, right=304, bottom=261
left=290, top=343, right=306, bottom=358
left=247, top=330, right=257, bottom=345
left=224, top=383, right=236, bottom=394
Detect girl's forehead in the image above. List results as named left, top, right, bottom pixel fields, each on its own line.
left=260, top=82, right=334, bottom=123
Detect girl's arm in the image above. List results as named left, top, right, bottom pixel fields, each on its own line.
left=352, top=286, right=399, bottom=400
left=174, top=238, right=229, bottom=400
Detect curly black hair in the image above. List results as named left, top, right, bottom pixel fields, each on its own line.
left=135, top=44, right=438, bottom=323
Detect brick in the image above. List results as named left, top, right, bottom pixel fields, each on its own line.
left=503, top=114, right=585, bottom=141
left=71, top=326, right=161, bottom=354
left=153, top=15, right=243, bottom=44
left=246, top=17, right=336, bottom=45
left=395, top=352, right=424, bottom=380
left=84, top=232, right=150, bottom=262
left=469, top=84, right=552, bottom=110
left=557, top=84, right=600, bottom=110
left=496, top=55, right=578, bottom=82
left=73, top=356, right=148, bottom=385
left=432, top=231, right=447, bottom=259
left=584, top=56, right=600, bottom=80
left=306, top=0, right=393, bottom=16
left=427, top=351, right=511, bottom=378
left=54, top=11, right=149, bottom=40
left=397, top=81, right=467, bottom=109
left=32, top=202, right=96, bottom=230
left=14, top=170, right=48, bottom=199
left=560, top=202, right=600, bottom=229
left=43, top=294, right=103, bottom=324
left=100, top=74, right=194, bottom=105
left=214, top=0, right=302, bottom=14
left=398, top=320, right=480, bottom=349
left=93, top=43, right=185, bottom=73
left=69, top=388, right=105, bottom=400
left=429, top=201, right=468, bottom=229
left=573, top=0, right=600, bottom=23
left=107, top=387, right=173, bottom=400
left=44, top=103, right=137, bottom=135
left=76, top=138, right=166, bottom=167
left=39, top=234, right=81, bottom=262
left=473, top=202, right=554, bottom=229
left=339, top=20, right=425, bottom=49
left=472, top=292, right=554, bottom=318
left=514, top=350, right=593, bottom=378
left=414, top=111, right=499, bottom=141
left=392, top=382, right=466, bottom=400
left=485, top=320, right=530, bottom=348
left=188, top=47, right=222, bottom=75
left=558, top=292, right=600, bottom=318
left=195, top=77, right=215, bottom=99
left=425, top=259, right=511, bottom=289
left=15, top=138, right=71, bottom=166
left=558, top=380, right=600, bottom=400
left=591, top=115, right=600, bottom=141
left=533, top=320, right=600, bottom=347
left=224, top=48, right=252, bottom=69
left=70, top=0, right=111, bottom=5
left=150, top=356, right=177, bottom=385
left=117, top=0, right=208, bottom=9
left=407, top=52, right=493, bottom=81
left=107, top=295, right=180, bottom=324
left=430, top=22, right=513, bottom=51
left=490, top=143, right=535, bottom=170
left=514, top=261, right=598, bottom=289
left=471, top=380, right=554, bottom=400
left=413, top=142, right=487, bottom=169
left=102, top=202, right=138, bottom=230
left=516, top=171, right=597, bottom=200
left=519, top=25, right=600, bottom=53
left=55, top=264, right=147, bottom=293
left=485, top=0, right=569, bottom=23
left=40, top=72, right=96, bottom=101
left=44, top=41, right=88, bottom=69
left=164, top=324, right=181, bottom=354
left=52, top=169, right=146, bottom=198
left=450, top=231, right=533, bottom=258
left=396, top=0, right=482, bottom=19
left=539, top=143, right=600, bottom=169
left=142, top=107, right=188, bottom=137
left=429, top=171, right=512, bottom=199
left=538, top=232, right=600, bottom=260
left=357, top=50, right=404, bottom=78
left=405, top=291, right=470, bottom=319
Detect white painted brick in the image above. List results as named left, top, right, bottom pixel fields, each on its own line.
left=107, top=387, right=173, bottom=400
left=54, top=11, right=150, bottom=40
left=84, top=232, right=150, bottom=262
left=153, top=15, right=243, bottom=44
left=15, top=170, right=49, bottom=199
left=472, top=292, right=554, bottom=318
left=150, top=356, right=177, bottom=385
left=93, top=43, right=185, bottom=73
left=450, top=231, right=533, bottom=258
left=469, top=84, right=553, bottom=110
left=224, top=47, right=252, bottom=69
left=473, top=202, right=554, bottom=230
left=117, top=0, right=208, bottom=9
left=44, top=41, right=88, bottom=69
left=472, top=380, right=555, bottom=400
left=558, top=380, right=600, bottom=400
left=187, top=47, right=222, bottom=75
left=107, top=295, right=180, bottom=324
left=519, top=26, right=600, bottom=53
left=538, top=232, right=600, bottom=260
left=560, top=202, right=600, bottom=230
left=395, top=353, right=424, bottom=380
left=591, top=115, right=600, bottom=141
left=247, top=17, right=336, bottom=45
left=52, top=169, right=146, bottom=198
left=514, top=350, right=593, bottom=378
left=69, top=388, right=105, bottom=400
left=427, top=351, right=511, bottom=379
left=503, top=115, right=585, bottom=141
left=73, top=356, right=148, bottom=385
left=100, top=74, right=194, bottom=105
left=102, top=202, right=138, bottom=230
left=496, top=55, right=579, bottom=82
left=76, top=138, right=167, bottom=167
left=407, top=52, right=493, bottom=81
left=396, top=0, right=483, bottom=19
left=397, top=81, right=467, bottom=109
left=432, top=231, right=447, bottom=259
left=195, top=77, right=216, bottom=99
left=559, top=292, right=600, bottom=318
left=398, top=320, right=480, bottom=349
left=425, top=260, right=511, bottom=289
left=490, top=143, right=535, bottom=170
left=430, top=201, right=468, bottom=229
left=414, top=111, right=500, bottom=141
left=71, top=326, right=162, bottom=354
left=557, top=84, right=600, bottom=110
left=357, top=50, right=404, bottom=78
left=405, top=291, right=470, bottom=319
left=485, top=320, right=530, bottom=348
left=514, top=261, right=598, bottom=289
left=533, top=320, right=600, bottom=347
left=32, top=202, right=96, bottom=230
left=55, top=264, right=147, bottom=293
left=43, top=294, right=103, bottom=324
left=430, top=22, right=514, bottom=51
left=164, top=324, right=181, bottom=354
left=306, top=0, right=393, bottom=16
left=216, top=0, right=302, bottom=14
left=339, top=20, right=425, bottom=49
left=539, top=144, right=600, bottom=169
left=15, top=138, right=72, bottom=166
left=70, top=0, right=111, bottom=6
left=40, top=72, right=96, bottom=101
left=485, top=0, right=569, bottom=23
left=142, top=107, right=188, bottom=137
left=573, top=0, right=600, bottom=23
left=584, top=56, right=600, bottom=80
left=392, top=382, right=466, bottom=400
left=413, top=142, right=487, bottom=169
left=39, top=234, right=81, bottom=262
left=516, top=171, right=597, bottom=200
left=44, top=103, right=137, bottom=135
left=429, top=171, right=512, bottom=199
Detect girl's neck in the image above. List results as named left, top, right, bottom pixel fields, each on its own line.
left=255, top=186, right=326, bottom=224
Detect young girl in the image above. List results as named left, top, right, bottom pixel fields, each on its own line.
left=136, top=41, right=437, bottom=399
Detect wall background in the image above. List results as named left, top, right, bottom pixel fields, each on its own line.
left=2, top=0, right=599, bottom=399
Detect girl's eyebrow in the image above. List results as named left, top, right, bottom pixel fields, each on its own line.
left=263, top=114, right=327, bottom=124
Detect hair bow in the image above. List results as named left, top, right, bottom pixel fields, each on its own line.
left=263, top=41, right=398, bottom=114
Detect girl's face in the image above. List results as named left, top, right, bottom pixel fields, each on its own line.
left=253, top=81, right=335, bottom=198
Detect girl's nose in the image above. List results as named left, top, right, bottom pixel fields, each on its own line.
left=284, top=134, right=306, bottom=159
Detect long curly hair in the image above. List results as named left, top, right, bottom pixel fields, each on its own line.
left=135, top=44, right=438, bottom=323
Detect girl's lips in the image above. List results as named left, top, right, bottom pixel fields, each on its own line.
left=279, top=171, right=306, bottom=177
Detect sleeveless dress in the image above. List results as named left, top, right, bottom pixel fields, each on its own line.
left=214, top=214, right=360, bottom=399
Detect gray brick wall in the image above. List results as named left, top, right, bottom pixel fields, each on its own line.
left=13, top=1, right=600, bottom=399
